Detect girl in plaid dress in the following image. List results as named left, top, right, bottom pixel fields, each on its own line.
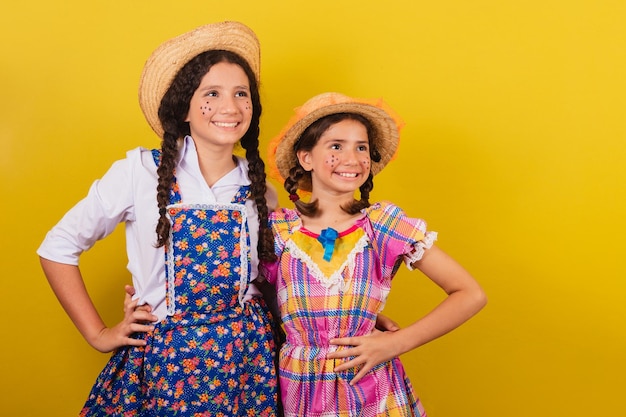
left=262, top=92, right=487, bottom=416
left=38, top=22, right=280, bottom=416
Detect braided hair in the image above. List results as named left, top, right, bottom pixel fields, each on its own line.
left=154, top=50, right=275, bottom=262
left=285, top=112, right=381, bottom=217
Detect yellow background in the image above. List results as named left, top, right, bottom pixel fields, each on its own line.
left=1, top=0, right=624, bottom=416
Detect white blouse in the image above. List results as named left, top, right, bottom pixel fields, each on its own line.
left=38, top=136, right=277, bottom=320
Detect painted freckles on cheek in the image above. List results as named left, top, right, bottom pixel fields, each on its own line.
left=245, top=100, right=251, bottom=111
left=200, top=101, right=212, bottom=116
left=326, top=155, right=337, bottom=168
left=361, top=159, right=370, bottom=169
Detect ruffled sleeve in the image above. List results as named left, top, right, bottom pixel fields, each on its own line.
left=259, top=208, right=301, bottom=284
left=361, top=201, right=437, bottom=278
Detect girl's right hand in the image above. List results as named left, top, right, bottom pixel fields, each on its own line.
left=90, top=286, right=157, bottom=352
left=123, top=284, right=154, bottom=315
left=374, top=313, right=400, bottom=332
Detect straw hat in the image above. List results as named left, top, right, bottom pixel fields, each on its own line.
left=269, top=92, right=404, bottom=192
left=138, top=21, right=260, bottom=138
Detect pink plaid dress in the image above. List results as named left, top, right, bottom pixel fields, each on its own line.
left=263, top=201, right=436, bottom=417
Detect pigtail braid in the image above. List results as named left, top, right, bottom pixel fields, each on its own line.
left=285, top=166, right=319, bottom=216
left=359, top=174, right=374, bottom=207
left=155, top=132, right=179, bottom=247
left=241, top=132, right=276, bottom=262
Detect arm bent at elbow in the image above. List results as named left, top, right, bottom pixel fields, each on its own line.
left=40, top=257, right=156, bottom=353
left=328, top=244, right=486, bottom=384
left=392, top=244, right=487, bottom=354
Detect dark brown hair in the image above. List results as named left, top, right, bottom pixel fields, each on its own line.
left=154, top=49, right=275, bottom=262
left=284, top=112, right=381, bottom=216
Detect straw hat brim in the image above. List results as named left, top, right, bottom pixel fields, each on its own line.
left=138, top=21, right=260, bottom=138
left=271, top=92, right=403, bottom=192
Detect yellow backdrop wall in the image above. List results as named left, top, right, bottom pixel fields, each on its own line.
left=1, top=1, right=624, bottom=416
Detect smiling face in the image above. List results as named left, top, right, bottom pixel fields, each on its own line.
left=297, top=118, right=372, bottom=199
left=185, top=61, right=253, bottom=151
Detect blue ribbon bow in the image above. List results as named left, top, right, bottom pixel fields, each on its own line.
left=317, top=227, right=339, bottom=262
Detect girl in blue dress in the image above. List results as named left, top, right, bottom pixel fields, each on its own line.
left=38, top=21, right=279, bottom=416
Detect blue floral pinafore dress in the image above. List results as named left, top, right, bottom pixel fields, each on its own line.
left=80, top=151, right=278, bottom=416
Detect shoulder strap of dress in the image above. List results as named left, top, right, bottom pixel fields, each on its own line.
left=150, top=149, right=161, bottom=166
left=231, top=185, right=251, bottom=204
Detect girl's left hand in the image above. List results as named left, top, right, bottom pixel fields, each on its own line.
left=327, top=330, right=403, bottom=385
